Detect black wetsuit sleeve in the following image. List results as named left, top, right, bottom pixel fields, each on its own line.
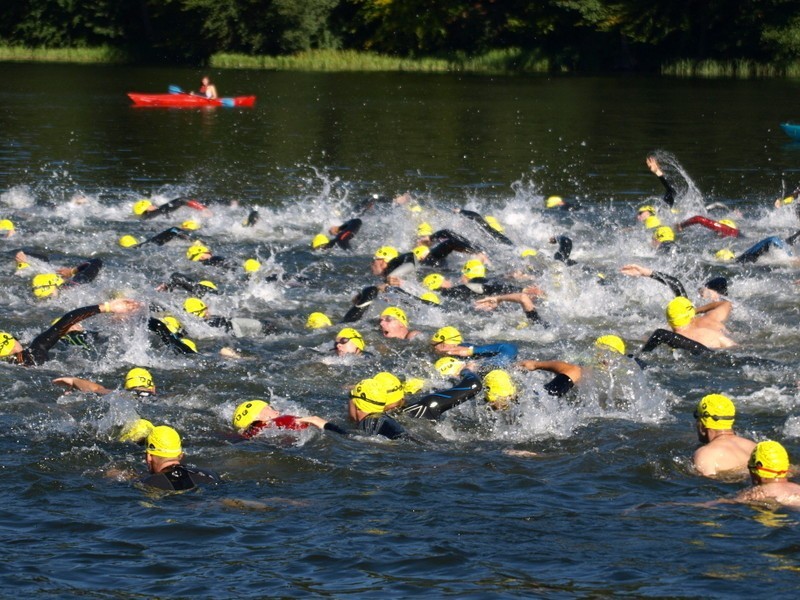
left=323, top=422, right=350, bottom=435
left=658, top=175, right=676, bottom=208
left=165, top=272, right=213, bottom=296
left=341, top=286, right=379, bottom=323
left=208, top=316, right=234, bottom=332
left=147, top=318, right=196, bottom=354
left=141, top=464, right=219, bottom=491
left=244, top=209, right=259, bottom=227
left=785, top=229, right=800, bottom=246
left=333, top=219, right=362, bottom=250
left=544, top=373, right=575, bottom=397
left=140, top=197, right=189, bottom=220
left=649, top=271, right=687, bottom=298
left=68, top=258, right=103, bottom=286
left=458, top=210, right=514, bottom=245
left=439, top=285, right=477, bottom=301
left=401, top=370, right=481, bottom=419
left=142, top=227, right=190, bottom=246
left=23, top=304, right=102, bottom=366
left=639, top=328, right=709, bottom=355
left=205, top=256, right=227, bottom=267
left=524, top=308, right=547, bottom=326
left=553, top=235, right=575, bottom=265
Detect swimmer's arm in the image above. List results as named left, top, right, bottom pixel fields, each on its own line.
left=518, top=360, right=582, bottom=384
left=620, top=264, right=686, bottom=297
left=475, top=292, right=535, bottom=312
left=692, top=448, right=718, bottom=477
left=694, top=300, right=732, bottom=321
left=298, top=416, right=350, bottom=435
left=639, top=329, right=709, bottom=354
left=52, top=376, right=111, bottom=394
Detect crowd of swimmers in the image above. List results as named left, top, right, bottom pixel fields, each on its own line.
left=2, top=154, right=800, bottom=505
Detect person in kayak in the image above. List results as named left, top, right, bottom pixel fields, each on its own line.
left=199, top=76, right=217, bottom=99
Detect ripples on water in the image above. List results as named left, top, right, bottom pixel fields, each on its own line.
left=2, top=75, right=800, bottom=597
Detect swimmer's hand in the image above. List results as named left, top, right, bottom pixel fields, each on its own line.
left=102, top=298, right=143, bottom=314
left=220, top=346, right=243, bottom=359
left=620, top=264, right=653, bottom=277
left=475, top=297, right=499, bottom=312
left=646, top=156, right=663, bottom=177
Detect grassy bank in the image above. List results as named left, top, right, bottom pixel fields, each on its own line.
left=662, top=59, right=800, bottom=78
left=0, top=45, right=129, bottom=64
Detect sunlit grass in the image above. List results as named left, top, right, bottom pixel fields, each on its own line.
left=662, top=59, right=800, bottom=79
left=0, top=45, right=129, bottom=64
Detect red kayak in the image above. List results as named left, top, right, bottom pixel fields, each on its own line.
left=128, top=93, right=256, bottom=108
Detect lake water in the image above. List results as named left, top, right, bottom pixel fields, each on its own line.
left=1, top=63, right=800, bottom=598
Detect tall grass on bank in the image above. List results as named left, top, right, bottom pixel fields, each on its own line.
left=211, top=48, right=550, bottom=74
left=0, top=45, right=128, bottom=64
left=662, top=59, right=800, bottom=78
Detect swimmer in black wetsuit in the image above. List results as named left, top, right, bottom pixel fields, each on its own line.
left=646, top=156, right=677, bottom=209
left=399, top=369, right=482, bottom=419
left=157, top=272, right=219, bottom=297
left=133, top=197, right=207, bottom=220
left=457, top=209, right=514, bottom=246
left=318, top=218, right=362, bottom=250
left=141, top=426, right=219, bottom=492
left=16, top=251, right=103, bottom=298
left=0, top=298, right=141, bottom=366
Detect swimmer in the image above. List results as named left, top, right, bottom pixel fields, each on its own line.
left=185, top=243, right=227, bottom=267
left=677, top=216, right=739, bottom=238
left=457, top=209, right=514, bottom=245
left=334, top=327, right=366, bottom=357
left=474, top=291, right=546, bottom=326
left=378, top=307, right=421, bottom=340
left=0, top=218, right=16, bottom=238
left=640, top=296, right=735, bottom=355
left=714, top=230, right=800, bottom=264
left=157, top=272, right=219, bottom=296
left=417, top=228, right=485, bottom=267
left=692, top=394, right=756, bottom=478
left=733, top=441, right=800, bottom=507
left=371, top=246, right=416, bottom=284
left=147, top=316, right=198, bottom=355
left=652, top=226, right=677, bottom=254
left=646, top=155, right=677, bottom=208
left=319, top=218, right=362, bottom=250
left=17, top=251, right=103, bottom=299
left=348, top=377, right=407, bottom=439
left=232, top=400, right=348, bottom=438
left=53, top=367, right=157, bottom=398
left=141, top=425, right=219, bottom=491
left=183, top=297, right=275, bottom=337
left=543, top=196, right=578, bottom=211
left=620, top=263, right=730, bottom=302
left=132, top=197, right=207, bottom=220
left=0, top=298, right=141, bottom=366
left=430, top=326, right=518, bottom=367
left=636, top=205, right=657, bottom=223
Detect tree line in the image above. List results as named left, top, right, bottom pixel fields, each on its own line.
left=1, top=0, right=798, bottom=71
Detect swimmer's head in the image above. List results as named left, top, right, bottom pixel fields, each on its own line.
left=32, top=273, right=64, bottom=299
left=715, top=249, right=736, bottom=262
left=373, top=246, right=399, bottom=262
left=311, top=234, right=330, bottom=249
left=520, top=248, right=538, bottom=258
left=373, top=372, right=404, bottom=404
left=118, top=419, right=154, bottom=444
left=484, top=216, right=504, bottom=233
left=665, top=297, right=695, bottom=328
left=379, top=307, right=409, bottom=338
left=146, top=426, right=182, bottom=458
left=643, top=215, right=662, bottom=229
left=462, top=259, right=486, bottom=280
left=181, top=220, right=200, bottom=231
left=186, top=244, right=211, bottom=261
left=420, top=291, right=441, bottom=305
left=703, top=276, right=728, bottom=297
left=118, top=235, right=139, bottom=248
left=180, top=338, right=198, bottom=353
left=183, top=297, right=208, bottom=318
left=335, top=327, right=365, bottom=355
left=423, top=273, right=444, bottom=291
left=431, top=326, right=462, bottom=346
left=160, top=316, right=183, bottom=334
left=198, top=280, right=218, bottom=293
left=403, top=377, right=425, bottom=395
left=653, top=226, right=675, bottom=243
left=0, top=219, right=15, bottom=237
left=349, top=378, right=387, bottom=414
left=718, top=219, right=737, bottom=230
left=434, top=356, right=464, bottom=377
left=749, top=441, right=790, bottom=480
left=412, top=245, right=430, bottom=260
left=545, top=196, right=564, bottom=208
left=484, top=369, right=517, bottom=409
left=417, top=222, right=433, bottom=237
left=0, top=332, right=20, bottom=357
left=132, top=199, right=153, bottom=216
left=243, top=258, right=261, bottom=273
left=306, top=312, right=332, bottom=329
left=380, top=306, right=408, bottom=327
left=594, top=335, right=626, bottom=356
left=233, top=399, right=271, bottom=430
left=125, top=367, right=155, bottom=393
left=694, top=394, right=735, bottom=430
left=637, top=205, right=656, bottom=219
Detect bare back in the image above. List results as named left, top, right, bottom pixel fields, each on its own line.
left=694, top=434, right=756, bottom=476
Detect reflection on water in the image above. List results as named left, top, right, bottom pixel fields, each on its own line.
left=1, top=64, right=800, bottom=598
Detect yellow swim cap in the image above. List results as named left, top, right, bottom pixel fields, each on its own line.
left=595, top=335, right=626, bottom=355
left=653, top=226, right=675, bottom=243
left=484, top=216, right=505, bottom=233
left=545, top=196, right=564, bottom=208
left=420, top=292, right=441, bottom=305
left=638, top=205, right=656, bottom=215
left=718, top=219, right=737, bottom=230
left=146, top=425, right=182, bottom=458
left=160, top=316, right=182, bottom=334
left=125, top=367, right=154, bottom=391
left=666, top=297, right=695, bottom=328
left=32, top=273, right=65, bottom=298
left=180, top=338, right=198, bottom=353
left=520, top=248, right=538, bottom=258
left=462, top=259, right=486, bottom=279
left=306, top=312, right=333, bottom=329
left=132, top=199, right=153, bottom=215
left=715, top=248, right=736, bottom=261
left=349, top=378, right=388, bottom=414
left=434, top=356, right=464, bottom=377
left=412, top=245, right=430, bottom=260
left=484, top=369, right=517, bottom=405
left=644, top=215, right=662, bottom=229
left=16, top=261, right=29, bottom=270
left=186, top=244, right=210, bottom=261
left=431, top=326, right=462, bottom=345
left=198, top=280, right=217, bottom=291
left=233, top=400, right=269, bottom=429
left=0, top=332, right=19, bottom=357
left=373, top=372, right=404, bottom=404
left=118, top=419, right=154, bottom=444
left=336, top=327, right=365, bottom=351
left=749, top=441, right=790, bottom=479
left=423, top=273, right=444, bottom=291
left=0, top=219, right=15, bottom=233
left=694, top=393, right=735, bottom=430
left=311, top=234, right=330, bottom=249
left=373, top=246, right=399, bottom=262
left=184, top=297, right=208, bottom=318
left=243, top=258, right=261, bottom=273
left=403, top=377, right=425, bottom=394
left=380, top=306, right=408, bottom=327
left=417, top=222, right=433, bottom=237
left=118, top=235, right=139, bottom=248
left=181, top=220, right=200, bottom=231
